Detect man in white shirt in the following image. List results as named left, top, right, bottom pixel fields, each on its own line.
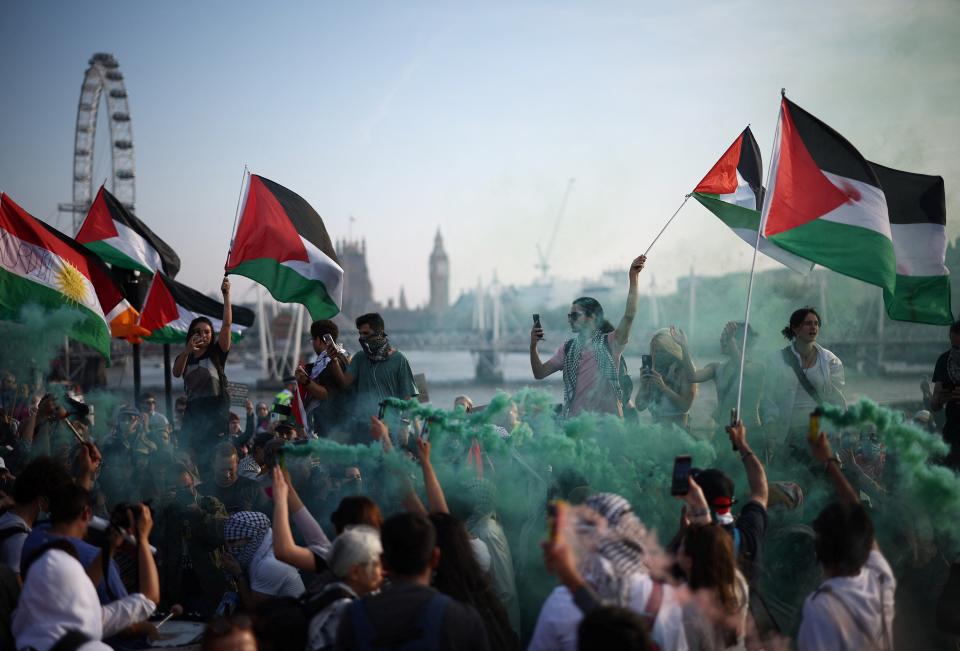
left=798, top=431, right=896, bottom=651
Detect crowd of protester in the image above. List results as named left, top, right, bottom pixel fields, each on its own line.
left=0, top=259, right=958, bottom=650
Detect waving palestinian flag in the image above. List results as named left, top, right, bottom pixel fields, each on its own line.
left=0, top=193, right=144, bottom=358
left=76, top=186, right=180, bottom=277
left=692, top=127, right=812, bottom=273
left=225, top=174, right=343, bottom=319
left=762, top=97, right=951, bottom=325
left=138, top=272, right=255, bottom=344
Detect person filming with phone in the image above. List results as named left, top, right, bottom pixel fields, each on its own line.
left=296, top=319, right=350, bottom=438
left=634, top=327, right=697, bottom=428
left=530, top=255, right=646, bottom=418
left=173, top=276, right=233, bottom=452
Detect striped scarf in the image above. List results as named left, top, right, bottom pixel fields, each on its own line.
left=224, top=511, right=271, bottom=570
left=562, top=331, right=622, bottom=418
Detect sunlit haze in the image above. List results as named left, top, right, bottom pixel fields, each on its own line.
left=1, top=0, right=957, bottom=306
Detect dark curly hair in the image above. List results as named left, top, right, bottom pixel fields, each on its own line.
left=781, top=307, right=821, bottom=340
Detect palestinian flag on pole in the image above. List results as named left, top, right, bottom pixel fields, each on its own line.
left=761, top=96, right=951, bottom=325
left=692, top=127, right=813, bottom=273
left=138, top=272, right=255, bottom=344
left=76, top=186, right=180, bottom=277
left=0, top=193, right=144, bottom=359
left=225, top=174, right=343, bottom=319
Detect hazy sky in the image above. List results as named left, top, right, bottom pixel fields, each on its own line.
left=1, top=1, right=958, bottom=307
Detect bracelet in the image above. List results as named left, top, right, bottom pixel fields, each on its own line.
left=824, top=458, right=839, bottom=472
left=740, top=451, right=755, bottom=462
left=688, top=507, right=709, bottom=518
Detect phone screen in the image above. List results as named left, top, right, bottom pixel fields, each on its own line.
left=641, top=354, right=652, bottom=370
left=670, top=455, right=692, bottom=496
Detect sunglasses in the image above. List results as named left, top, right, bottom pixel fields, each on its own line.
left=567, top=312, right=585, bottom=321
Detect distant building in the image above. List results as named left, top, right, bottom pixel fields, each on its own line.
left=336, top=237, right=377, bottom=319
left=429, top=229, right=449, bottom=312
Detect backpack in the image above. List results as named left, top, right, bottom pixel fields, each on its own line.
left=349, top=593, right=451, bottom=651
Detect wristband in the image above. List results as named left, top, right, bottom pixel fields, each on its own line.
left=824, top=457, right=839, bottom=472
left=740, top=451, right=755, bottom=462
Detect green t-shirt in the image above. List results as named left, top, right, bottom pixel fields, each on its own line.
left=348, top=350, right=419, bottom=420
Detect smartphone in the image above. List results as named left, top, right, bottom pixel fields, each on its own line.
left=377, top=401, right=387, bottom=420
left=670, top=455, right=693, bottom=496
left=322, top=333, right=335, bottom=347
left=808, top=407, right=823, bottom=443
left=419, top=419, right=431, bottom=442
left=533, top=314, right=543, bottom=340
left=729, top=407, right=739, bottom=451
left=641, top=354, right=652, bottom=372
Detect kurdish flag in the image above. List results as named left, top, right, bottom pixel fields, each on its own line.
left=692, top=127, right=813, bottom=273
left=0, top=193, right=144, bottom=358
left=226, top=175, right=343, bottom=319
left=762, top=97, right=952, bottom=325
left=76, top=186, right=180, bottom=277
left=139, top=272, right=255, bottom=344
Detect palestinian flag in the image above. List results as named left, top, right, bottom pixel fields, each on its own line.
left=138, top=272, right=255, bottom=344
left=0, top=193, right=144, bottom=359
left=225, top=174, right=342, bottom=319
left=762, top=97, right=951, bottom=325
left=871, top=163, right=951, bottom=323
left=76, top=186, right=180, bottom=277
left=692, top=127, right=812, bottom=273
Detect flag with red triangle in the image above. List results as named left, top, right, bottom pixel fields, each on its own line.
left=761, top=97, right=951, bottom=325
left=76, top=186, right=181, bottom=277
left=692, top=127, right=813, bottom=273
left=138, top=272, right=255, bottom=344
left=225, top=175, right=343, bottom=319
left=0, top=193, right=146, bottom=359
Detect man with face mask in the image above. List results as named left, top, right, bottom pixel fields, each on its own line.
left=154, top=463, right=229, bottom=615
left=930, top=320, right=960, bottom=469
left=324, top=313, right=418, bottom=433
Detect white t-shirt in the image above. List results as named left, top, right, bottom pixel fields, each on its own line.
left=249, top=533, right=305, bottom=598
left=528, top=573, right=688, bottom=651
left=0, top=511, right=30, bottom=571
left=797, top=550, right=896, bottom=651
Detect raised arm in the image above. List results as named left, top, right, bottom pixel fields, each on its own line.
left=809, top=431, right=859, bottom=505
left=270, top=466, right=318, bottom=571
left=613, top=255, right=646, bottom=347
left=133, top=504, right=160, bottom=605
left=417, top=437, right=449, bottom=514
left=530, top=329, right=561, bottom=380
left=726, top=422, right=768, bottom=508
left=218, top=277, right=233, bottom=353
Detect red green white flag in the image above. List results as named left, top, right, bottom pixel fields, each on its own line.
left=692, top=127, right=813, bottom=273
left=761, top=97, right=951, bottom=325
left=138, top=272, right=255, bottom=344
left=225, top=174, right=343, bottom=319
left=0, top=193, right=145, bottom=358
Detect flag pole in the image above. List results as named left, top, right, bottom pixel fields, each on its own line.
left=733, top=91, right=784, bottom=440
left=643, top=194, right=691, bottom=257
left=224, top=165, right=249, bottom=272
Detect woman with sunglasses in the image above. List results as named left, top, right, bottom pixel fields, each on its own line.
left=530, top=255, right=646, bottom=418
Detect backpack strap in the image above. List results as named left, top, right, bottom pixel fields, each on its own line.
left=0, top=524, right=29, bottom=543
left=302, top=584, right=354, bottom=621
left=418, top=593, right=451, bottom=651
left=813, top=585, right=883, bottom=651
left=781, top=346, right=824, bottom=407
left=20, top=539, right=80, bottom=581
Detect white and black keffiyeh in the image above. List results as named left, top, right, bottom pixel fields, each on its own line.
left=224, top=511, right=271, bottom=569
left=561, top=331, right=622, bottom=418
left=948, top=348, right=960, bottom=385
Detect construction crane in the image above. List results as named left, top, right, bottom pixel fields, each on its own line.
left=535, top=177, right=576, bottom=280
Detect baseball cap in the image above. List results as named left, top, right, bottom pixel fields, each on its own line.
left=691, top=468, right=736, bottom=512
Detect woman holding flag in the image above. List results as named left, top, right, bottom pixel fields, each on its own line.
left=173, top=276, right=233, bottom=452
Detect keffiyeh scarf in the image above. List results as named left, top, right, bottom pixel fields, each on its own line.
left=948, top=347, right=960, bottom=384
left=575, top=492, right=649, bottom=606
left=561, top=331, right=622, bottom=418
left=224, top=511, right=271, bottom=570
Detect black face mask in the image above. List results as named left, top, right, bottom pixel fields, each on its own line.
left=342, top=478, right=363, bottom=495
left=173, top=486, right=198, bottom=507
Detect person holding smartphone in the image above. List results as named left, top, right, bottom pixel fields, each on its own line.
left=930, top=319, right=960, bottom=469
left=172, top=277, right=233, bottom=452
left=296, top=320, right=346, bottom=437
left=634, top=328, right=697, bottom=428
left=530, top=255, right=646, bottom=418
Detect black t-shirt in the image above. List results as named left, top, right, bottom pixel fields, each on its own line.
left=933, top=351, right=960, bottom=440
left=184, top=342, right=229, bottom=401
left=733, top=500, right=768, bottom=582
left=335, top=582, right=490, bottom=651
left=202, top=476, right=264, bottom=514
